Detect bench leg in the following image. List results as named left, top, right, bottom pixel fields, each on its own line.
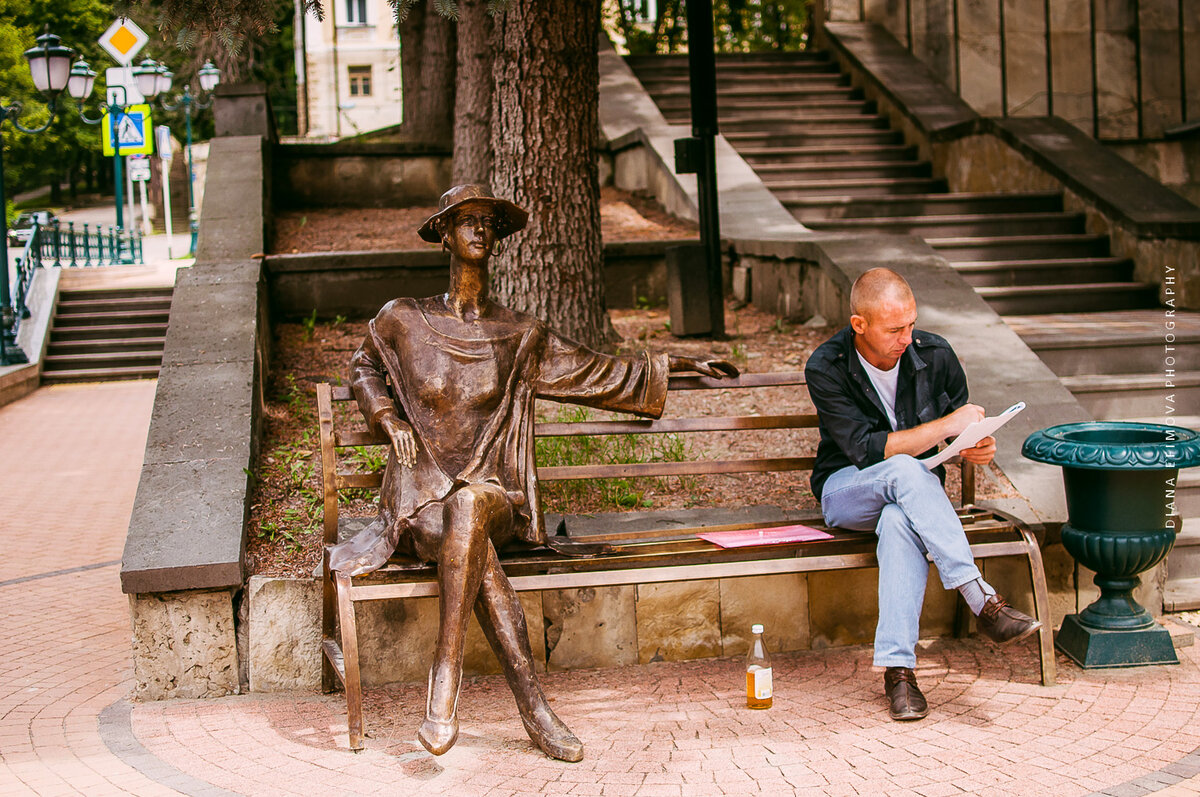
left=1018, top=527, right=1058, bottom=687
left=335, top=572, right=366, bottom=751
left=321, top=549, right=338, bottom=694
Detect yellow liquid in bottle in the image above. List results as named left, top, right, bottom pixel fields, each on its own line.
left=746, top=666, right=772, bottom=709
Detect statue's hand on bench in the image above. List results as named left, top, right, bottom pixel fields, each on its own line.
left=668, top=354, right=740, bottom=379
left=380, top=413, right=418, bottom=468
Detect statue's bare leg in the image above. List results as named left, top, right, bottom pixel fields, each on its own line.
left=418, top=484, right=511, bottom=755
left=474, top=545, right=584, bottom=762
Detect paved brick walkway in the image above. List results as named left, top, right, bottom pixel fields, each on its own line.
left=5, top=380, right=1200, bottom=796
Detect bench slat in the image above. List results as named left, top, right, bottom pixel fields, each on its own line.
left=538, top=456, right=816, bottom=481
left=536, top=413, right=819, bottom=436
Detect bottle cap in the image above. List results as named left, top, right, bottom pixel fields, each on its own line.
left=751, top=624, right=763, bottom=634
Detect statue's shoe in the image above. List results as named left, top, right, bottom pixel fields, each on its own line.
left=520, top=705, right=584, bottom=762
left=417, top=667, right=460, bottom=756
left=418, top=716, right=459, bottom=756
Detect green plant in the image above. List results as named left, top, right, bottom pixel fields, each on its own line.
left=729, top=342, right=749, bottom=365
left=348, top=445, right=387, bottom=473
left=771, top=317, right=791, bottom=334
left=535, top=406, right=692, bottom=513
left=332, top=314, right=348, bottom=327
left=302, top=309, right=318, bottom=341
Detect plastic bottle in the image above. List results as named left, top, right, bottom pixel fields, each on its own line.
left=746, top=623, right=772, bottom=709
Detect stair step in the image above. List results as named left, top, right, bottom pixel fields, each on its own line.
left=55, top=297, right=173, bottom=315
left=59, top=287, right=173, bottom=302
left=1164, top=576, right=1200, bottom=612
left=725, top=129, right=904, bottom=148
left=1014, top=315, right=1200, bottom=375
left=931, top=233, right=1112, bottom=260
left=42, top=350, right=165, bottom=369
left=627, top=52, right=833, bottom=67
left=785, top=191, right=1065, bottom=221
left=47, top=337, right=167, bottom=356
left=770, top=177, right=950, bottom=198
left=811, top=211, right=1086, bottom=238
left=979, top=282, right=1160, bottom=314
left=739, top=144, right=919, bottom=165
left=688, top=114, right=892, bottom=132
left=754, top=161, right=932, bottom=180
left=957, top=257, right=1134, bottom=288
left=1058, top=370, right=1200, bottom=419
left=50, top=322, right=169, bottom=341
left=651, top=85, right=862, bottom=102
left=39, top=365, right=161, bottom=384
left=657, top=97, right=873, bottom=114
left=49, top=309, right=171, bottom=327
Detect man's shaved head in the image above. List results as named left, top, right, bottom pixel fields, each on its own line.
left=850, top=268, right=915, bottom=320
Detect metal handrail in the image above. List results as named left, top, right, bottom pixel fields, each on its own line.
left=7, top=219, right=144, bottom=350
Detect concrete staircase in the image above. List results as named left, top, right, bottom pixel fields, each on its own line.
left=42, top=287, right=172, bottom=384
left=626, top=49, right=1200, bottom=607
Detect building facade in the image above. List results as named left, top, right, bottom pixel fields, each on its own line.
left=294, top=0, right=402, bottom=138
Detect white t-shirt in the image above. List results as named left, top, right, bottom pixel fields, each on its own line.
left=856, top=350, right=900, bottom=430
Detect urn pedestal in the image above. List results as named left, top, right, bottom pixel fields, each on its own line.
left=1023, top=422, right=1200, bottom=668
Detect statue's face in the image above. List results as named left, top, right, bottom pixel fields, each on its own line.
left=445, top=208, right=498, bottom=263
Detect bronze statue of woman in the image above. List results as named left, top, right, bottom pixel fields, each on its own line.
left=328, top=184, right=738, bottom=761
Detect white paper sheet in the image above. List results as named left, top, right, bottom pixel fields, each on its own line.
left=919, top=401, right=1026, bottom=469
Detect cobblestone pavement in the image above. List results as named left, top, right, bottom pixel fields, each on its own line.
left=5, top=381, right=1200, bottom=796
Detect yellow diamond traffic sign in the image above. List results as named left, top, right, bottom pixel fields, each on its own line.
left=99, top=18, right=148, bottom=65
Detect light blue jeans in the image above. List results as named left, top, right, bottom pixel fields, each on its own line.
left=820, top=455, right=982, bottom=668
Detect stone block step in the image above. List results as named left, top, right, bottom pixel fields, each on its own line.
left=979, top=282, right=1160, bottom=315
left=60, top=286, right=174, bottom=302
left=650, top=85, right=862, bottom=103
left=42, top=350, right=165, bottom=370
left=739, top=144, right=919, bottom=165
left=1164, top=576, right=1200, bottom=612
left=46, top=336, right=167, bottom=356
left=754, top=161, right=932, bottom=181
left=1058, top=371, right=1200, bottom=419
left=55, top=296, right=173, bottom=315
left=770, top=177, right=950, bottom=198
left=39, top=365, right=160, bottom=384
left=1016, top=320, right=1199, bottom=375
left=50, top=322, right=169, bottom=341
left=725, top=129, right=903, bottom=148
left=49, top=309, right=171, bottom=327
left=1181, top=471, right=1200, bottom=517
left=957, top=257, right=1133, bottom=288
left=655, top=97, right=873, bottom=116
left=637, top=73, right=850, bottom=93
left=786, top=191, right=1064, bottom=221
left=811, top=211, right=1086, bottom=238
left=931, top=233, right=1112, bottom=260
left=629, top=61, right=841, bottom=78
left=627, top=52, right=833, bottom=67
left=690, top=114, right=891, bottom=132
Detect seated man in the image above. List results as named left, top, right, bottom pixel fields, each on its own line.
left=804, top=267, right=1040, bottom=721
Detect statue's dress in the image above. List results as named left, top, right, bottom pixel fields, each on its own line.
left=328, top=296, right=669, bottom=575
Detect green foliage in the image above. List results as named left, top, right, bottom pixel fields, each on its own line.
left=536, top=405, right=692, bottom=512
left=603, top=0, right=811, bottom=55
left=301, top=308, right=318, bottom=341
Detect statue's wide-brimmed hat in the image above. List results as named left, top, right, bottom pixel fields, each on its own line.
left=418, top=184, right=529, bottom=244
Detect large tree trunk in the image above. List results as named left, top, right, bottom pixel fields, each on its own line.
left=398, top=1, right=456, bottom=144
left=490, top=0, right=615, bottom=349
left=451, top=0, right=494, bottom=184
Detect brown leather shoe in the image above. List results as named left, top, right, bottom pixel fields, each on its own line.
left=883, top=667, right=928, bottom=721
left=977, top=594, right=1042, bottom=645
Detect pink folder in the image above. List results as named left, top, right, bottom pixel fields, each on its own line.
left=696, top=524, right=834, bottom=548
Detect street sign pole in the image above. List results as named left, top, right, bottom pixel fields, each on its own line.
left=98, top=18, right=150, bottom=265
left=156, top=125, right=174, bottom=259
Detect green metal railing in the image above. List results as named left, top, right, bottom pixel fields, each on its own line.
left=8, top=220, right=143, bottom=351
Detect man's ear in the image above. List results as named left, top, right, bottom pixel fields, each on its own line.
left=849, top=314, right=868, bottom=335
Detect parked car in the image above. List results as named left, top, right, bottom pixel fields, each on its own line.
left=8, top=210, right=56, bottom=247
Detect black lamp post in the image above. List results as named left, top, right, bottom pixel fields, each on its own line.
left=0, top=31, right=74, bottom=366
left=135, top=58, right=221, bottom=256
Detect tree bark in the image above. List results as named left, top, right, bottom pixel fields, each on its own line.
left=490, top=0, right=616, bottom=349
left=398, top=1, right=456, bottom=144
left=451, top=0, right=494, bottom=184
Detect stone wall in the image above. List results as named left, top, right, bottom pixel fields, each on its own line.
left=825, top=0, right=1200, bottom=141
left=273, top=142, right=451, bottom=209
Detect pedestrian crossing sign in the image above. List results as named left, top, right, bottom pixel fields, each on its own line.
left=101, top=104, right=155, bottom=156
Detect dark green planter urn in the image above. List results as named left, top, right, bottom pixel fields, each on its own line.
left=1023, top=422, right=1200, bottom=668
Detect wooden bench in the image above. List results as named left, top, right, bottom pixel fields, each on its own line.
left=316, top=372, right=1055, bottom=751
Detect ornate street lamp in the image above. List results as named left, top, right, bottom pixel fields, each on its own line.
left=0, top=31, right=75, bottom=365
left=147, top=59, right=220, bottom=256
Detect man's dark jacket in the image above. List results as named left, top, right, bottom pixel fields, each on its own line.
left=804, top=325, right=970, bottom=500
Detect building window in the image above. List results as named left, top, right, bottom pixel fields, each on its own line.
left=345, top=0, right=367, bottom=24
left=349, top=66, right=372, bottom=97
